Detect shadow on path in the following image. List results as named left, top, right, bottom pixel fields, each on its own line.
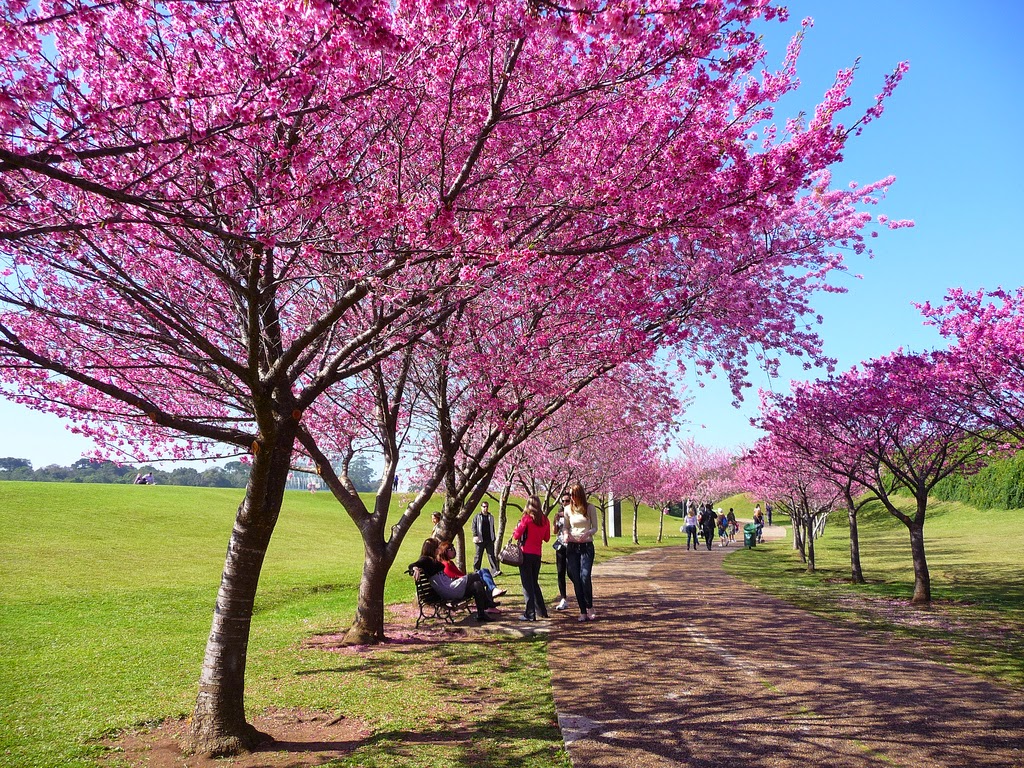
left=547, top=539, right=1024, bottom=768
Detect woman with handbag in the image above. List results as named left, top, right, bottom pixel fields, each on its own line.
left=511, top=495, right=551, bottom=621
left=565, top=483, right=599, bottom=621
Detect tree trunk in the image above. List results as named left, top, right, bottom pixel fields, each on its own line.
left=657, top=504, right=665, bottom=543
left=495, top=482, right=512, bottom=551
left=848, top=505, right=865, bottom=584
left=805, top=521, right=815, bottom=573
left=599, top=498, right=609, bottom=547
left=188, top=431, right=294, bottom=756
left=343, top=535, right=394, bottom=645
left=455, top=527, right=466, bottom=573
left=631, top=501, right=639, bottom=545
left=908, top=519, right=931, bottom=604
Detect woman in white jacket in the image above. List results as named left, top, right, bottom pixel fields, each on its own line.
left=565, top=483, right=599, bottom=621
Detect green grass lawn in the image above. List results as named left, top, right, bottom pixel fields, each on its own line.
left=723, top=494, right=1024, bottom=686
left=8, top=481, right=1019, bottom=767
left=0, top=483, right=673, bottom=768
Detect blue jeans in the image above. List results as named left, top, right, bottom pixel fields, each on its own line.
left=478, top=568, right=497, bottom=592
left=566, top=541, right=595, bottom=614
left=684, top=525, right=698, bottom=549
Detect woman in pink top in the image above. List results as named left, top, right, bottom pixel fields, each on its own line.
left=512, top=495, right=551, bottom=621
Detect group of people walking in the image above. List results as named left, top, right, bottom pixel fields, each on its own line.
left=680, top=501, right=739, bottom=550
left=411, top=484, right=600, bottom=625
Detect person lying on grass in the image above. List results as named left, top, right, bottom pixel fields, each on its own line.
left=409, top=538, right=501, bottom=622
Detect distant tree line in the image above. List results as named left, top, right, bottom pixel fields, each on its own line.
left=0, top=455, right=381, bottom=491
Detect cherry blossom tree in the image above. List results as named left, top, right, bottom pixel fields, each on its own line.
left=1, top=0, right=908, bottom=754
left=920, top=287, right=1024, bottom=442
left=754, top=389, right=876, bottom=582
left=740, top=437, right=841, bottom=571
left=771, top=353, right=992, bottom=602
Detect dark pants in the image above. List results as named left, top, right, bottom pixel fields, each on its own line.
left=519, top=553, right=545, bottom=619
left=703, top=526, right=714, bottom=550
left=464, top=572, right=493, bottom=616
left=474, top=540, right=498, bottom=571
left=685, top=525, right=698, bottom=549
left=566, top=541, right=595, bottom=614
left=555, top=545, right=567, bottom=598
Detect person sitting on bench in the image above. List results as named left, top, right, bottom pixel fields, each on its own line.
left=438, top=540, right=506, bottom=599
left=409, top=538, right=499, bottom=622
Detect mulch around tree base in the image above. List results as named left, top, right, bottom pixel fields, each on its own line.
left=96, top=708, right=371, bottom=768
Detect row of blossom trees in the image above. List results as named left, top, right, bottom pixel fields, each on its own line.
left=1, top=0, right=906, bottom=755
left=743, top=288, right=1024, bottom=604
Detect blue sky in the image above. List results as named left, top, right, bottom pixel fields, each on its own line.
left=2, top=1, right=1023, bottom=468
left=679, top=0, right=1024, bottom=452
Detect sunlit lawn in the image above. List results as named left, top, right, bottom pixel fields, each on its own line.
left=0, top=482, right=670, bottom=768
left=723, top=494, right=1024, bottom=686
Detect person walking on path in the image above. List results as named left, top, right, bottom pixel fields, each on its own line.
left=512, top=495, right=551, bottom=621
left=699, top=504, right=716, bottom=551
left=553, top=493, right=571, bottom=610
left=716, top=509, right=729, bottom=547
left=726, top=508, right=738, bottom=543
left=681, top=507, right=699, bottom=550
left=471, top=501, right=500, bottom=575
left=765, top=501, right=773, bottom=526
left=753, top=505, right=765, bottom=543
left=565, top=483, right=599, bottom=621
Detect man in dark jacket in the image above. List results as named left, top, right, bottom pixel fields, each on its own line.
left=472, top=502, right=501, bottom=574
left=699, top=503, right=716, bottom=551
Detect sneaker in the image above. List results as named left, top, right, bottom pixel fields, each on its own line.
left=517, top=613, right=536, bottom=622
left=555, top=598, right=569, bottom=611
left=492, top=587, right=507, bottom=598
left=492, top=570, right=502, bottom=577
left=475, top=613, right=494, bottom=622
left=586, top=609, right=597, bottom=621
left=577, top=613, right=588, bottom=622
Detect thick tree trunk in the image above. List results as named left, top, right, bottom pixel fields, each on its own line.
left=343, top=537, right=393, bottom=645
left=848, top=505, right=865, bottom=584
left=908, top=520, right=931, bottom=604
left=187, top=432, right=293, bottom=756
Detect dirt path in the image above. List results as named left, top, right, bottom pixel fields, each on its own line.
left=547, top=536, right=1024, bottom=768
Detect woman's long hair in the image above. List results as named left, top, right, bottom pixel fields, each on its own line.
left=569, top=484, right=589, bottom=517
left=526, top=495, right=543, bottom=526
left=420, top=537, right=440, bottom=559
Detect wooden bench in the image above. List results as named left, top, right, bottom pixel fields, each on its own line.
left=407, top=566, right=474, bottom=629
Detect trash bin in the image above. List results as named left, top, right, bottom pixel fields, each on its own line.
left=743, top=523, right=757, bottom=549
